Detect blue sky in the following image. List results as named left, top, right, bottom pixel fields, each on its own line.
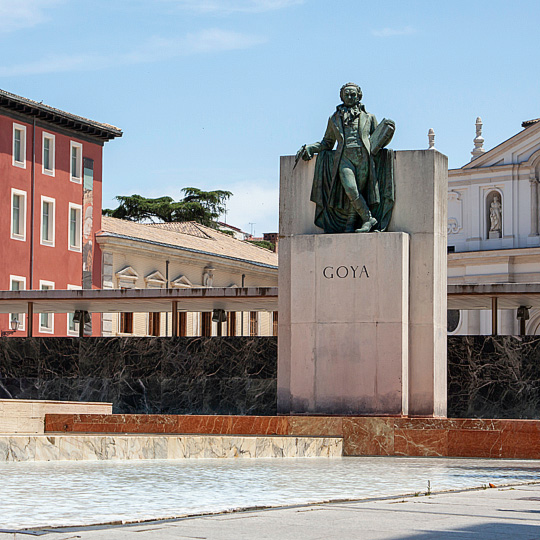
left=2, top=0, right=540, bottom=235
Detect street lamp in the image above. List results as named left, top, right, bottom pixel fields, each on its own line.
left=1, top=318, right=18, bottom=337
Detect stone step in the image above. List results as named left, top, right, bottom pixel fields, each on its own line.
left=0, top=434, right=342, bottom=461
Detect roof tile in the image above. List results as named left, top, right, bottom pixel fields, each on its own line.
left=98, top=217, right=278, bottom=267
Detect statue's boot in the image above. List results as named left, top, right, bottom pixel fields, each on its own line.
left=351, top=197, right=377, bottom=233
left=344, top=207, right=357, bottom=232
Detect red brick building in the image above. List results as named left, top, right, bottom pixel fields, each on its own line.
left=0, top=89, right=122, bottom=336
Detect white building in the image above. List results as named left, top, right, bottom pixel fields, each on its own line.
left=97, top=217, right=278, bottom=337
left=447, top=117, right=540, bottom=335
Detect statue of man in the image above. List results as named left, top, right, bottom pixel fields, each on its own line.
left=296, top=83, right=395, bottom=233
left=489, top=195, right=502, bottom=232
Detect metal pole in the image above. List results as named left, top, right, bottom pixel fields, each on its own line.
left=491, top=297, right=498, bottom=336
left=171, top=301, right=178, bottom=337
left=27, top=302, right=33, bottom=337
left=241, top=274, right=245, bottom=336
left=30, top=118, right=36, bottom=290
left=217, top=318, right=222, bottom=336
left=165, top=260, right=170, bottom=335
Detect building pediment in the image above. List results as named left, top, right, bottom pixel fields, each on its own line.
left=116, top=266, right=138, bottom=280
left=461, top=122, right=540, bottom=170
left=171, top=275, right=193, bottom=288
left=144, top=270, right=167, bottom=288
left=115, top=266, right=139, bottom=288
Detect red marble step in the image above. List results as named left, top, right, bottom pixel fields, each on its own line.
left=44, top=414, right=540, bottom=459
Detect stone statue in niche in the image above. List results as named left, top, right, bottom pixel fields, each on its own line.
left=295, top=82, right=396, bottom=233
left=489, top=195, right=502, bottom=239
left=202, top=266, right=214, bottom=287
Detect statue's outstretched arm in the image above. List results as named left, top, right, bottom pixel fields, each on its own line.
left=296, top=119, right=335, bottom=161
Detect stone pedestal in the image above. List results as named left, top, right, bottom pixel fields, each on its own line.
left=278, top=233, right=409, bottom=415
left=390, top=151, right=448, bottom=417
left=278, top=150, right=448, bottom=417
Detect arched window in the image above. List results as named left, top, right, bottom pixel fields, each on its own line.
left=447, top=310, right=460, bottom=333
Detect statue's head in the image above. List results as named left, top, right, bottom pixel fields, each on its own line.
left=340, top=83, right=362, bottom=107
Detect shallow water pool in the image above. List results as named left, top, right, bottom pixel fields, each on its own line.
left=1, top=457, right=539, bottom=530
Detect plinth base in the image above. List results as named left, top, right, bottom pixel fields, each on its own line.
left=278, top=232, right=409, bottom=415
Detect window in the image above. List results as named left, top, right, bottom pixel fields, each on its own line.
left=119, top=312, right=133, bottom=334
left=39, top=281, right=54, bottom=333
left=273, top=311, right=278, bottom=337
left=201, top=312, right=212, bottom=337
left=70, top=141, right=82, bottom=182
left=11, top=189, right=27, bottom=241
left=249, top=311, right=258, bottom=336
left=13, top=123, right=26, bottom=168
left=67, top=284, right=81, bottom=335
left=227, top=312, right=236, bottom=336
left=42, top=132, right=55, bottom=176
left=9, top=275, right=26, bottom=331
left=148, top=312, right=161, bottom=336
left=177, top=312, right=187, bottom=337
left=41, top=196, right=55, bottom=246
left=68, top=203, right=82, bottom=251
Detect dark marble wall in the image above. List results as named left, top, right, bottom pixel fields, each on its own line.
left=0, top=337, right=277, bottom=415
left=448, top=336, right=540, bottom=419
left=2, top=336, right=540, bottom=418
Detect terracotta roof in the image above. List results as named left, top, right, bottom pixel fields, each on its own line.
left=522, top=118, right=540, bottom=128
left=0, top=88, right=122, bottom=141
left=149, top=221, right=212, bottom=239
left=98, top=217, right=278, bottom=268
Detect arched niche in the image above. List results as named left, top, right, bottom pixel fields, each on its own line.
left=526, top=309, right=540, bottom=335
left=447, top=309, right=461, bottom=334
left=486, top=190, right=503, bottom=239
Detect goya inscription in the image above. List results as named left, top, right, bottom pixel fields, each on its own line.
left=322, top=265, right=369, bottom=279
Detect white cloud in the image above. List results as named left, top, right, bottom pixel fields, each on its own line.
left=0, top=29, right=265, bottom=76
left=371, top=26, right=416, bottom=38
left=0, top=0, right=64, bottom=32
left=161, top=0, right=304, bottom=14
left=223, top=180, right=279, bottom=234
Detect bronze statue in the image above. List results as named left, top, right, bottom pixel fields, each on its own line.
left=296, top=83, right=395, bottom=233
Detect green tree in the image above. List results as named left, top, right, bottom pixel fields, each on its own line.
left=102, top=188, right=232, bottom=228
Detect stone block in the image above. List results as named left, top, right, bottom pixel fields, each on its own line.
left=390, top=150, right=448, bottom=416
left=278, top=232, right=409, bottom=415
left=279, top=155, right=319, bottom=237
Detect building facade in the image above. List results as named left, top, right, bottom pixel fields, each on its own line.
left=0, top=89, right=122, bottom=336
left=447, top=117, right=540, bottom=335
left=97, top=217, right=278, bottom=337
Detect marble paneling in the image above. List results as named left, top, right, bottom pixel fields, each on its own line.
left=447, top=429, right=502, bottom=458
left=45, top=412, right=540, bottom=459
left=0, top=434, right=342, bottom=461
left=342, top=417, right=394, bottom=456
left=394, top=429, right=448, bottom=456
left=0, top=337, right=277, bottom=415
left=4, top=336, right=540, bottom=420
left=287, top=416, right=343, bottom=437
left=448, top=336, right=540, bottom=419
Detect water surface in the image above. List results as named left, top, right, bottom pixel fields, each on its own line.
left=1, top=457, right=539, bottom=530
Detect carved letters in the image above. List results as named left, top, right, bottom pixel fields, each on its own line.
left=322, top=265, right=369, bottom=279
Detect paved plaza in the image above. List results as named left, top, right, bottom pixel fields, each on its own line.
left=3, top=483, right=540, bottom=539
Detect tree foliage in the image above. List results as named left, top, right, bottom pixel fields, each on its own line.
left=247, top=240, right=275, bottom=251
left=102, top=188, right=232, bottom=228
